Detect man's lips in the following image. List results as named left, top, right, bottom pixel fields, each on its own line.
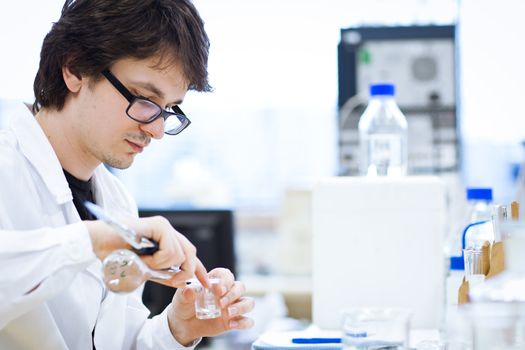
left=126, top=140, right=145, bottom=153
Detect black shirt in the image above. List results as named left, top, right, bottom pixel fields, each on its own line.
left=62, top=169, right=97, bottom=349
left=63, top=169, right=96, bottom=221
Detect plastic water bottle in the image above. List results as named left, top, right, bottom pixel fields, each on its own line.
left=358, top=83, right=408, bottom=177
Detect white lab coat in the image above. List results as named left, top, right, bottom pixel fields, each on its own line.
left=0, top=105, right=197, bottom=349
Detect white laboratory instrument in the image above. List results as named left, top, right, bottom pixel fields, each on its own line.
left=312, top=176, right=445, bottom=329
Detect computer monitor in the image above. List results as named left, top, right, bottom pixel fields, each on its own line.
left=138, top=209, right=236, bottom=317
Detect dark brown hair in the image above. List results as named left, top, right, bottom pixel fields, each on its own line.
left=33, top=0, right=211, bottom=113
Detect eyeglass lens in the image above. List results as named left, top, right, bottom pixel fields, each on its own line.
left=128, top=99, right=183, bottom=133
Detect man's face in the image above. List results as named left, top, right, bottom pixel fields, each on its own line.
left=71, top=56, right=188, bottom=169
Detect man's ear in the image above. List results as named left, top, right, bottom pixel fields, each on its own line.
left=62, top=65, right=83, bottom=93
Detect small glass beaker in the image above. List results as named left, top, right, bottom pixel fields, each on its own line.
left=463, top=248, right=485, bottom=287
left=190, top=278, right=222, bottom=320
left=341, top=307, right=412, bottom=350
left=441, top=306, right=473, bottom=350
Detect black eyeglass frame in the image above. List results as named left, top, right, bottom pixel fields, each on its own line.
left=101, top=69, right=190, bottom=135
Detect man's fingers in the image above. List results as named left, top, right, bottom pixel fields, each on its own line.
left=194, top=259, right=209, bottom=288
left=172, top=232, right=203, bottom=281
left=179, top=285, right=196, bottom=304
left=134, top=216, right=185, bottom=270
left=208, top=267, right=234, bottom=286
left=219, top=280, right=246, bottom=308
left=225, top=296, right=255, bottom=318
left=228, top=316, right=255, bottom=330
left=170, top=286, right=198, bottom=321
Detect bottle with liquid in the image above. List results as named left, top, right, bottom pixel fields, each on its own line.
left=448, top=188, right=494, bottom=268
left=463, top=188, right=495, bottom=251
left=446, top=188, right=494, bottom=306
left=358, top=83, right=408, bottom=177
left=463, top=189, right=495, bottom=289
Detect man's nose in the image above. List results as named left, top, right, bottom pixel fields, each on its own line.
left=139, top=117, right=164, bottom=140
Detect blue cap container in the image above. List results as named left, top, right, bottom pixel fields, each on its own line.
left=450, top=256, right=464, bottom=270
left=370, top=83, right=395, bottom=96
left=466, top=188, right=493, bottom=201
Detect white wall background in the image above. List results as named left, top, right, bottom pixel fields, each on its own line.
left=5, top=0, right=524, bottom=208
left=0, top=1, right=63, bottom=100
left=459, top=0, right=525, bottom=143
left=458, top=0, right=525, bottom=202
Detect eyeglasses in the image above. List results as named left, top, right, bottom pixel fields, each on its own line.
left=101, top=69, right=190, bottom=135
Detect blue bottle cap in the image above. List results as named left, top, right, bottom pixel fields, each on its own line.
left=450, top=256, right=464, bottom=270
left=466, top=188, right=493, bottom=201
left=370, top=83, right=395, bottom=96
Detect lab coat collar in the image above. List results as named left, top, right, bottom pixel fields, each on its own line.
left=10, top=107, right=73, bottom=205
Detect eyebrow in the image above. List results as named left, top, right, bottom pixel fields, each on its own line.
left=131, top=80, right=183, bottom=105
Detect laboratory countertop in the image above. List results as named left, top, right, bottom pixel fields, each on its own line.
left=252, top=328, right=441, bottom=349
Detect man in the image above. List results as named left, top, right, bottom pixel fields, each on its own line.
left=0, top=0, right=254, bottom=349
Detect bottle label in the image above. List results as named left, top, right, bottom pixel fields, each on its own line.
left=361, top=134, right=406, bottom=176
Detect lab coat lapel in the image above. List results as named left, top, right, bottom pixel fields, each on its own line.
left=10, top=108, right=106, bottom=295
left=92, top=166, right=139, bottom=220
left=9, top=108, right=72, bottom=205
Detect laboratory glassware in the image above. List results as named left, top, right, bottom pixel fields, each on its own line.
left=467, top=220, right=525, bottom=350
left=448, top=188, right=493, bottom=271
left=84, top=201, right=181, bottom=292
left=189, top=278, right=222, bottom=319
left=341, top=307, right=411, bottom=350
left=358, top=83, right=408, bottom=177
left=103, top=249, right=176, bottom=293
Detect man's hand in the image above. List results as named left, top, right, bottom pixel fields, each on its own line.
left=84, top=216, right=208, bottom=288
left=166, top=268, right=255, bottom=346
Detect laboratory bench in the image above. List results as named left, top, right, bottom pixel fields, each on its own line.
left=241, top=274, right=313, bottom=320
